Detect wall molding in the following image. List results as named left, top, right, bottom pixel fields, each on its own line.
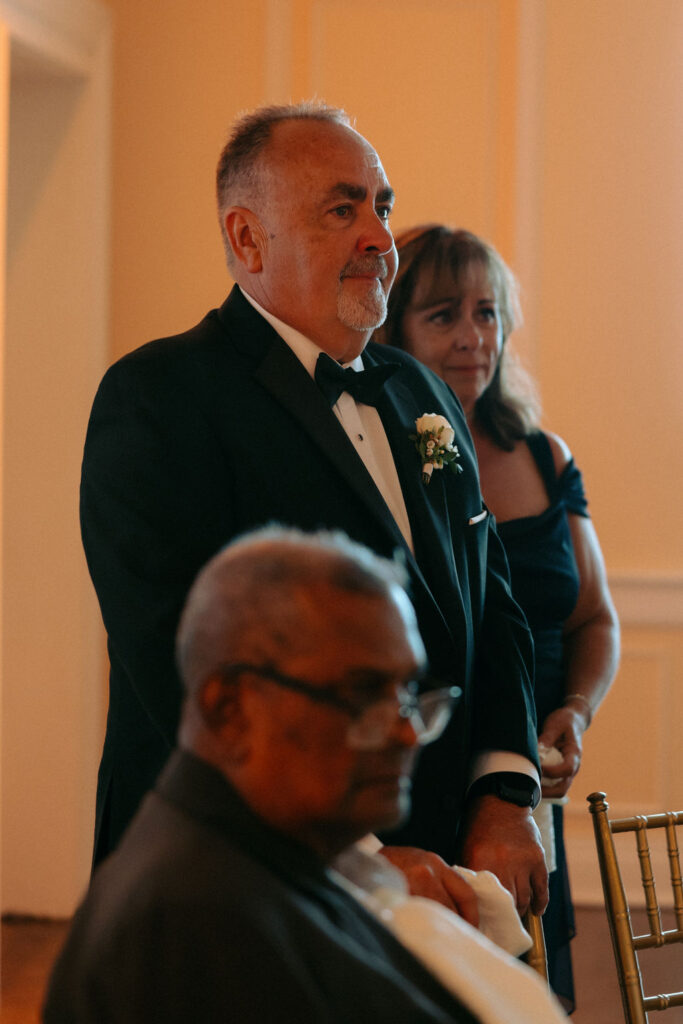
left=565, top=831, right=676, bottom=909
left=0, top=0, right=109, bottom=77
left=566, top=582, right=683, bottom=905
left=608, top=573, right=683, bottom=627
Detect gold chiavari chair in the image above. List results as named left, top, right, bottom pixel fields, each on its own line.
left=588, top=791, right=683, bottom=1023
left=522, top=910, right=548, bottom=982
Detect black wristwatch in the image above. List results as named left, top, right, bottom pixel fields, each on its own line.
left=467, top=772, right=541, bottom=810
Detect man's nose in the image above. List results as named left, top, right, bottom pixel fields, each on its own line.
left=387, top=705, right=422, bottom=749
left=357, top=212, right=394, bottom=257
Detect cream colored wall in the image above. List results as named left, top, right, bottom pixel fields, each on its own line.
left=536, top=0, right=683, bottom=574
left=1, top=0, right=679, bottom=914
left=0, top=0, right=110, bottom=916
left=0, top=19, right=8, bottom=921
left=526, top=0, right=683, bottom=902
left=107, top=0, right=269, bottom=358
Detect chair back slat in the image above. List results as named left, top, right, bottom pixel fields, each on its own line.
left=634, top=823, right=663, bottom=942
left=665, top=819, right=683, bottom=931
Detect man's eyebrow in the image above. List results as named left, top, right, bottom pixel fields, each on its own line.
left=376, top=186, right=395, bottom=205
left=338, top=665, right=424, bottom=688
left=322, top=183, right=395, bottom=205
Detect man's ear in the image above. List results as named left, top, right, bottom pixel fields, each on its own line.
left=224, top=207, right=264, bottom=273
left=198, top=674, right=250, bottom=761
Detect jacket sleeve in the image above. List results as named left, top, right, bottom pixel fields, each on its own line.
left=472, top=513, right=538, bottom=771
left=80, top=352, right=235, bottom=744
left=42, top=904, right=334, bottom=1024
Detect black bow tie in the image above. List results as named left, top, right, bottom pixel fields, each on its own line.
left=315, top=352, right=400, bottom=408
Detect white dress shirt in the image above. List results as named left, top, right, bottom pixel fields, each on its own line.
left=241, top=289, right=413, bottom=550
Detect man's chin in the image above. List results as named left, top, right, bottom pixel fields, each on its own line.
left=372, top=798, right=411, bottom=833
left=363, top=781, right=412, bottom=831
left=337, top=289, right=387, bottom=333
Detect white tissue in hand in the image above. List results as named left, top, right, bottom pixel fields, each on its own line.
left=534, top=744, right=568, bottom=873
left=452, top=866, right=532, bottom=956
left=538, top=742, right=563, bottom=787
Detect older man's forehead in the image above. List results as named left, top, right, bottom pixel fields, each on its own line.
left=268, top=119, right=390, bottom=182
left=289, top=582, right=425, bottom=680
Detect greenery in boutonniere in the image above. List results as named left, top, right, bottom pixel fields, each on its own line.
left=411, top=414, right=463, bottom=485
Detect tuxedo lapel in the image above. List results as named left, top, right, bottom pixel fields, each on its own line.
left=366, top=344, right=473, bottom=651
left=257, top=345, right=409, bottom=552
left=377, top=381, right=458, bottom=579
left=218, top=290, right=461, bottom=650
left=218, top=290, right=408, bottom=555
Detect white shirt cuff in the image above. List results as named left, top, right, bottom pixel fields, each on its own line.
left=469, top=751, right=540, bottom=789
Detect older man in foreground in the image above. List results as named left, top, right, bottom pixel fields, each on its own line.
left=44, top=529, right=563, bottom=1024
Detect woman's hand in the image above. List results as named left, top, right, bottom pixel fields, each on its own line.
left=537, top=706, right=586, bottom=797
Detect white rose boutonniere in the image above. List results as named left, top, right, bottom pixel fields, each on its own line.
left=411, top=414, right=463, bottom=485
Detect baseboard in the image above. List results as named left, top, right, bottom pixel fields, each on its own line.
left=609, top=574, right=683, bottom=627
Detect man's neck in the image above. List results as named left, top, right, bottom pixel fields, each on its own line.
left=239, top=287, right=369, bottom=365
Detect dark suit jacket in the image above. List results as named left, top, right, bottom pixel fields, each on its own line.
left=81, top=286, right=536, bottom=863
left=43, top=751, right=480, bottom=1024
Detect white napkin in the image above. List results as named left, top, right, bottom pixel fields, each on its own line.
left=331, top=846, right=566, bottom=1024
left=533, top=744, right=569, bottom=873
left=450, top=865, right=531, bottom=956
left=334, top=844, right=530, bottom=955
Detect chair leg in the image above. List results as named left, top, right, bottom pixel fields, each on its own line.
left=523, top=910, right=549, bottom=982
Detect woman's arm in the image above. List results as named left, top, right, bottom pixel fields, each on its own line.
left=538, top=442, right=620, bottom=794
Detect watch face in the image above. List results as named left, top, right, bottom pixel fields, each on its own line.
left=500, top=781, right=536, bottom=807
left=499, top=773, right=540, bottom=807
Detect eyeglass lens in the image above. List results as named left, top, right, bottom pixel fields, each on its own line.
left=346, top=686, right=461, bottom=750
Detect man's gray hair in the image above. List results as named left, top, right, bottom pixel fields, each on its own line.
left=176, top=525, right=408, bottom=696
left=215, top=100, right=351, bottom=267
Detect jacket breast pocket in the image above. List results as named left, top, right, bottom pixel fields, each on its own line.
left=467, top=508, right=488, bottom=527
left=463, top=507, right=490, bottom=617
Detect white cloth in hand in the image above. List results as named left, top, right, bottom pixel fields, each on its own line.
left=331, top=846, right=566, bottom=1024
left=450, top=865, right=532, bottom=956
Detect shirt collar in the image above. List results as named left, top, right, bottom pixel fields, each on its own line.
left=239, top=287, right=363, bottom=375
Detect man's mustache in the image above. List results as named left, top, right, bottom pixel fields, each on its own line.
left=340, top=255, right=389, bottom=280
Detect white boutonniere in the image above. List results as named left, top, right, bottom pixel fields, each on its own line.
left=411, top=414, right=463, bottom=485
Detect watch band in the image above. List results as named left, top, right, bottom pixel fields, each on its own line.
left=467, top=771, right=541, bottom=810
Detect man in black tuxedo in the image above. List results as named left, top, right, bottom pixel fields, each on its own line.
left=81, top=101, right=547, bottom=913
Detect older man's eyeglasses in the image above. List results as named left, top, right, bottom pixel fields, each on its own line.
left=218, top=662, right=462, bottom=751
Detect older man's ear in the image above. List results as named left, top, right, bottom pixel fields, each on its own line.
left=223, top=207, right=265, bottom=273
left=198, top=674, right=251, bottom=763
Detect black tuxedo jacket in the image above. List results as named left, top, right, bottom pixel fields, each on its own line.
left=81, top=286, right=536, bottom=863
left=44, top=751, right=480, bottom=1023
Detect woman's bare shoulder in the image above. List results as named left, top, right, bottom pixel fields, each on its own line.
left=541, top=430, right=572, bottom=477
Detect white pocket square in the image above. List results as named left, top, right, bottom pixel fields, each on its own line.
left=467, top=509, right=488, bottom=526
